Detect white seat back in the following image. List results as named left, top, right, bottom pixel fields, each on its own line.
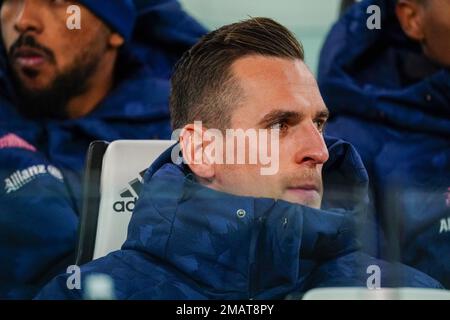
left=93, top=140, right=175, bottom=260
left=302, top=288, right=450, bottom=300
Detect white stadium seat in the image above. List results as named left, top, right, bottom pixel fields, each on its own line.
left=302, top=287, right=450, bottom=300
left=75, top=140, right=175, bottom=265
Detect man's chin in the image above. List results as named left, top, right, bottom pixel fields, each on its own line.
left=13, top=78, right=69, bottom=119
left=15, top=74, right=54, bottom=92
left=282, top=191, right=322, bottom=209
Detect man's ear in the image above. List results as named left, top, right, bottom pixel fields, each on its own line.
left=108, top=32, right=125, bottom=49
left=396, top=0, right=426, bottom=42
left=180, top=123, right=216, bottom=180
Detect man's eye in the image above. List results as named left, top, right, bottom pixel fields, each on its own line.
left=269, top=121, right=289, bottom=132
left=280, top=122, right=289, bottom=132
left=314, top=119, right=327, bottom=133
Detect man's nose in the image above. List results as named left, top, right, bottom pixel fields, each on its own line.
left=293, top=122, right=329, bottom=166
left=14, top=0, right=43, bottom=34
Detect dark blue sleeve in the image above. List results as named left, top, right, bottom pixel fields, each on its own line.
left=303, top=251, right=444, bottom=290
left=0, top=142, right=78, bottom=299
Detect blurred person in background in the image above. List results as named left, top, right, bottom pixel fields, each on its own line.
left=318, top=0, right=450, bottom=287
left=0, top=0, right=206, bottom=298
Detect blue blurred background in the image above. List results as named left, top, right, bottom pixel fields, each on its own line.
left=179, top=0, right=341, bottom=74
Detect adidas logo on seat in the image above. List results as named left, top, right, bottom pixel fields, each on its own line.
left=113, top=169, right=146, bottom=213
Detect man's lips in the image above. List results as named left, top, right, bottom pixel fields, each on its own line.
left=289, top=184, right=319, bottom=191
left=13, top=47, right=47, bottom=68
left=287, top=185, right=320, bottom=197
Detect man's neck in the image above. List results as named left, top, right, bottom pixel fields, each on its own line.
left=66, top=52, right=117, bottom=119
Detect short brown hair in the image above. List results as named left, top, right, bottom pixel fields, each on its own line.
left=170, top=17, right=304, bottom=130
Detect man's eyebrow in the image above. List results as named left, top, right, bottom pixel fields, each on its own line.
left=257, top=109, right=330, bottom=127
left=257, top=110, right=303, bottom=127
left=315, top=109, right=330, bottom=120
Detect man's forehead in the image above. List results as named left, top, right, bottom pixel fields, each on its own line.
left=232, top=54, right=313, bottom=78
left=231, top=55, right=319, bottom=101
left=231, top=55, right=324, bottom=110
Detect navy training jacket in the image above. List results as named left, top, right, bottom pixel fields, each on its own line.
left=0, top=130, right=77, bottom=299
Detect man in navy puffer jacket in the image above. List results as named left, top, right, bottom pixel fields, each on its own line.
left=318, top=0, right=450, bottom=287
left=37, top=17, right=443, bottom=300
left=0, top=0, right=206, bottom=299
left=0, top=0, right=207, bottom=210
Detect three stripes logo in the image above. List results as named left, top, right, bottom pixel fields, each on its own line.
left=113, top=169, right=147, bottom=213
